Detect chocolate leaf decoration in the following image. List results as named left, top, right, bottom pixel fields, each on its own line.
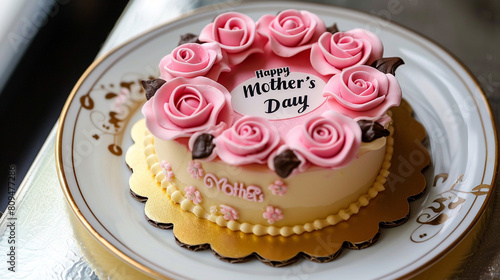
left=370, top=57, right=405, bottom=75
left=141, top=78, right=166, bottom=100
left=273, top=149, right=301, bottom=178
left=326, top=23, right=339, bottom=34
left=358, top=120, right=390, bottom=142
left=178, top=33, right=201, bottom=45
left=192, top=133, right=215, bottom=160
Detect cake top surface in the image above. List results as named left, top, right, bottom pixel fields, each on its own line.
left=141, top=9, right=403, bottom=177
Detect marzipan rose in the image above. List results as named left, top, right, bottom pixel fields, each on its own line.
left=284, top=111, right=361, bottom=168
left=214, top=116, right=281, bottom=165
left=199, top=12, right=266, bottom=65
left=323, top=65, right=402, bottom=119
left=257, top=9, right=326, bottom=57
left=159, top=42, right=229, bottom=80
left=142, top=77, right=232, bottom=140
left=310, top=29, right=383, bottom=75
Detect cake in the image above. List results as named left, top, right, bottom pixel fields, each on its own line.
left=130, top=10, right=407, bottom=238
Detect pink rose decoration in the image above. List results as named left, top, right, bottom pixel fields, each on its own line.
left=311, top=29, right=383, bottom=75
left=285, top=111, right=361, bottom=168
left=323, top=65, right=402, bottom=119
left=257, top=9, right=326, bottom=57
left=142, top=77, right=233, bottom=140
left=214, top=116, right=281, bottom=165
left=159, top=42, right=230, bottom=80
left=199, top=12, right=267, bottom=65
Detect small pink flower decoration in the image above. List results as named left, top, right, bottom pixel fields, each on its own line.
left=185, top=186, right=202, bottom=205
left=268, top=180, right=288, bottom=196
left=160, top=160, right=174, bottom=181
left=187, top=160, right=204, bottom=179
left=220, top=205, right=239, bottom=221
left=263, top=206, right=284, bottom=224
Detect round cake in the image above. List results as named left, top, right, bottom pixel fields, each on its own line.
left=133, top=9, right=404, bottom=237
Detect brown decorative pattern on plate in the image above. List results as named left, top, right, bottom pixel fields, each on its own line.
left=78, top=72, right=151, bottom=156
left=411, top=174, right=491, bottom=243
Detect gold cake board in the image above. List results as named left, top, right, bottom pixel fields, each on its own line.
left=70, top=198, right=489, bottom=279
left=126, top=99, right=430, bottom=266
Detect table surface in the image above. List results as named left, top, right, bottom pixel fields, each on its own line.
left=1, top=0, right=499, bottom=279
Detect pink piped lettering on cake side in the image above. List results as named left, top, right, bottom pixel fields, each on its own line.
left=203, top=173, right=265, bottom=202
left=222, top=182, right=234, bottom=196
left=245, top=186, right=264, bottom=202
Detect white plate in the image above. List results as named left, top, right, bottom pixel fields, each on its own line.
left=56, top=1, right=498, bottom=279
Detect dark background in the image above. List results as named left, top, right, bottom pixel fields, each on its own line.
left=0, top=1, right=129, bottom=213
